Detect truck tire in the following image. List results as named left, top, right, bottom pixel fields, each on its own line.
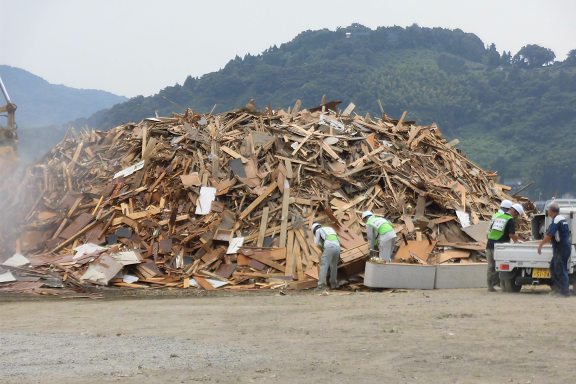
left=503, top=278, right=522, bottom=293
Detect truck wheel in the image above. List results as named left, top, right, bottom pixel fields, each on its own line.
left=503, top=278, right=522, bottom=293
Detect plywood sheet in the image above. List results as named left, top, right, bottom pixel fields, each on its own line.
left=462, top=221, right=490, bottom=243
left=394, top=240, right=436, bottom=262
left=328, top=223, right=365, bottom=250
left=59, top=213, right=94, bottom=239
left=438, top=250, right=471, bottom=264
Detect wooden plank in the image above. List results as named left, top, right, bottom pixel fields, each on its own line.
left=394, top=240, right=436, bottom=262
left=393, top=110, right=407, bottom=133
left=233, top=272, right=285, bottom=278
left=294, top=236, right=305, bottom=281
left=67, top=141, right=83, bottom=171
left=321, top=142, right=340, bottom=160
left=279, top=180, right=290, bottom=247
left=288, top=279, right=317, bottom=290
left=284, top=160, right=294, bottom=179
left=341, top=102, right=356, bottom=117
left=402, top=215, right=415, bottom=233
left=437, top=250, right=471, bottom=264
left=294, top=227, right=313, bottom=263
left=340, top=242, right=370, bottom=263
left=221, top=146, right=248, bottom=163
left=248, top=253, right=286, bottom=272
left=431, top=216, right=457, bottom=224
left=274, top=155, right=317, bottom=167
left=51, top=219, right=102, bottom=253
left=238, top=181, right=278, bottom=221
left=291, top=128, right=315, bottom=155
left=193, top=276, right=216, bottom=290
left=256, top=207, right=269, bottom=247
left=332, top=195, right=365, bottom=216
left=437, top=242, right=486, bottom=251
left=285, top=231, right=295, bottom=277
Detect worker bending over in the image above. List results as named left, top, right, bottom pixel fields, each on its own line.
left=362, top=211, right=397, bottom=262
left=486, top=203, right=523, bottom=292
left=538, top=202, right=571, bottom=297
left=312, top=222, right=341, bottom=292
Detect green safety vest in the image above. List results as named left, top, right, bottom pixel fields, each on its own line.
left=320, top=227, right=340, bottom=246
left=367, top=216, right=394, bottom=245
left=487, top=212, right=512, bottom=241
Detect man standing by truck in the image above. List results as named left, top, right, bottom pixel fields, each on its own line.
left=537, top=202, right=571, bottom=297
left=486, top=203, right=523, bottom=292
left=486, top=200, right=514, bottom=289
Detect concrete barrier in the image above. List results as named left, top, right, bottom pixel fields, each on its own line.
left=364, top=262, right=436, bottom=289
left=434, top=263, right=487, bottom=289
left=363, top=262, right=488, bottom=290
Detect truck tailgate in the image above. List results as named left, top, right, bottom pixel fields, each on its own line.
left=494, top=243, right=553, bottom=270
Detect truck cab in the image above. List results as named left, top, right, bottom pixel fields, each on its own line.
left=494, top=199, right=576, bottom=292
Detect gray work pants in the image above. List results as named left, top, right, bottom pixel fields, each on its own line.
left=486, top=248, right=500, bottom=288
left=377, top=236, right=396, bottom=262
left=317, top=245, right=340, bottom=289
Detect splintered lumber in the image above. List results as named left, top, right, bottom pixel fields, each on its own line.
left=294, top=236, right=305, bottom=281
left=239, top=182, right=277, bottom=220
left=285, top=230, right=295, bottom=277
left=279, top=180, right=290, bottom=248
left=0, top=97, right=533, bottom=293
left=248, top=253, right=286, bottom=272
left=289, top=279, right=317, bottom=290
left=256, top=207, right=270, bottom=247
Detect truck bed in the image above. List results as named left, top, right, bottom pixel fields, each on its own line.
left=494, top=243, right=574, bottom=272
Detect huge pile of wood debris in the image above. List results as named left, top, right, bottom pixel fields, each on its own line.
left=0, top=99, right=533, bottom=293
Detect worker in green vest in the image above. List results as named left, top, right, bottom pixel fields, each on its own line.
left=485, top=199, right=513, bottom=289
left=312, top=222, right=341, bottom=292
left=485, top=203, right=523, bottom=292
left=362, top=211, right=397, bottom=262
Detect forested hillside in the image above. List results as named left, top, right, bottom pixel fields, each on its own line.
left=74, top=24, right=576, bottom=199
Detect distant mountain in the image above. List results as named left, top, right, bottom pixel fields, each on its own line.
left=0, top=65, right=127, bottom=128
left=25, top=25, right=576, bottom=198
left=0, top=65, right=128, bottom=163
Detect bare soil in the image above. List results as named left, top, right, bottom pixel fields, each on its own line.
left=2, top=287, right=576, bottom=384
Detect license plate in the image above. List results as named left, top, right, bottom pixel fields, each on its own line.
left=533, top=268, right=551, bottom=278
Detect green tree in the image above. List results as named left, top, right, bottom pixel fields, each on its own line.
left=564, top=49, right=576, bottom=66
left=485, top=43, right=501, bottom=68
left=512, top=44, right=556, bottom=68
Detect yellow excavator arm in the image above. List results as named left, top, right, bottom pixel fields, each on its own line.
left=0, top=76, right=19, bottom=179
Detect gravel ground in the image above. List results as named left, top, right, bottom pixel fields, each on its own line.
left=2, top=287, right=576, bottom=383
left=0, top=332, right=261, bottom=382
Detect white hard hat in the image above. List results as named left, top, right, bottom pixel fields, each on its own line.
left=311, top=222, right=321, bottom=233
left=511, top=203, right=524, bottom=215
left=500, top=199, right=513, bottom=209
left=361, top=210, right=374, bottom=220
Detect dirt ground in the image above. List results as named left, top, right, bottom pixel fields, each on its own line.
left=2, top=286, right=576, bottom=384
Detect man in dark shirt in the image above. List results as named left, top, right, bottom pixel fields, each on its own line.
left=538, top=202, right=572, bottom=297
left=486, top=203, right=522, bottom=292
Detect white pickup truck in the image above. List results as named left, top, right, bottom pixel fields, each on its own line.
left=494, top=199, right=576, bottom=292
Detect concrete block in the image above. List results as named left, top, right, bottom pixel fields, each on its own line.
left=363, top=262, right=436, bottom=289
left=434, top=263, right=487, bottom=289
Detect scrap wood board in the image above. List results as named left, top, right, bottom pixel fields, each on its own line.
left=340, top=242, right=370, bottom=264
left=394, top=240, right=437, bottom=262
left=437, top=250, right=471, bottom=264
left=327, top=223, right=364, bottom=250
